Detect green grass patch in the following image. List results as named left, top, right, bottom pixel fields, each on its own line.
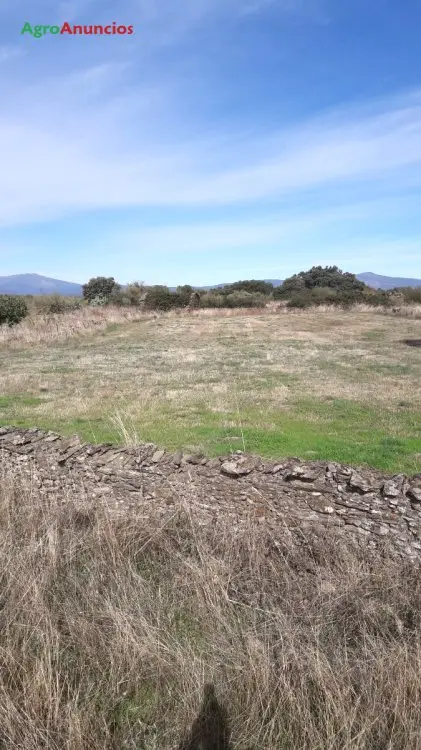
left=0, top=394, right=45, bottom=409
left=9, top=396, right=417, bottom=473
left=1, top=311, right=420, bottom=473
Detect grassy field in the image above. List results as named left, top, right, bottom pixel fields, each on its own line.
left=2, top=469, right=421, bottom=749
left=0, top=306, right=420, bottom=472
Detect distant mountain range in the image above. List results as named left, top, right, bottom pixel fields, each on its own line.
left=355, top=272, right=421, bottom=290
left=0, top=272, right=420, bottom=296
left=0, top=274, right=82, bottom=297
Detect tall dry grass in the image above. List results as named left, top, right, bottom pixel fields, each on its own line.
left=1, top=301, right=420, bottom=350
left=1, top=465, right=421, bottom=749
left=0, top=306, right=155, bottom=348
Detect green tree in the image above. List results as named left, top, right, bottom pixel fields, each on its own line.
left=274, top=266, right=366, bottom=303
left=144, top=286, right=184, bottom=311
left=219, top=280, right=274, bottom=296
left=0, top=295, right=28, bottom=326
left=176, top=285, right=195, bottom=306
left=110, top=281, right=146, bottom=307
left=82, top=277, right=121, bottom=303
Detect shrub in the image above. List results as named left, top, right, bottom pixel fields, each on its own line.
left=36, top=294, right=82, bottom=314
left=274, top=275, right=306, bottom=300
left=225, top=291, right=267, bottom=308
left=144, top=286, right=184, bottom=311
left=110, top=282, right=146, bottom=307
left=275, top=266, right=366, bottom=303
left=286, top=293, right=312, bottom=309
left=362, top=289, right=392, bottom=307
left=82, top=277, right=121, bottom=303
left=200, top=293, right=225, bottom=309
left=219, top=280, right=274, bottom=296
left=309, top=287, right=339, bottom=305
left=176, top=285, right=195, bottom=306
left=399, top=287, right=421, bottom=304
left=89, top=295, right=108, bottom=307
left=201, top=291, right=267, bottom=308
left=0, top=295, right=28, bottom=326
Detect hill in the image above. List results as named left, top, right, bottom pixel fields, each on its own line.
left=356, top=272, right=421, bottom=290
left=0, top=274, right=82, bottom=296
left=194, top=274, right=421, bottom=291
left=1, top=271, right=421, bottom=296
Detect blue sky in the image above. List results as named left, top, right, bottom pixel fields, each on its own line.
left=0, top=0, right=420, bottom=285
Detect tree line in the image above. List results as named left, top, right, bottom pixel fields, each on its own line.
left=80, top=267, right=420, bottom=311
left=1, top=267, right=420, bottom=326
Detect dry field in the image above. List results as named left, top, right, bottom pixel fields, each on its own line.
left=0, top=305, right=420, bottom=472
left=2, top=467, right=421, bottom=749
left=1, top=305, right=421, bottom=748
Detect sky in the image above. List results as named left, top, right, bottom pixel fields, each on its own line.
left=0, top=0, right=420, bottom=286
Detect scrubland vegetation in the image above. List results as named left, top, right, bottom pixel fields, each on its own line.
left=2, top=267, right=421, bottom=326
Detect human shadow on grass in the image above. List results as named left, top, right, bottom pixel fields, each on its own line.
left=402, top=339, right=421, bottom=347
left=178, top=683, right=231, bottom=750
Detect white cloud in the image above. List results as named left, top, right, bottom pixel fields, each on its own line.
left=0, top=45, right=23, bottom=62
left=0, top=0, right=420, bottom=238
left=0, top=65, right=421, bottom=228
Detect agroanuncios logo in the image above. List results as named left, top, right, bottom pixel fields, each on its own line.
left=21, top=21, right=135, bottom=38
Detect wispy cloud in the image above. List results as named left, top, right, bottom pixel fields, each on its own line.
left=0, top=45, right=23, bottom=62
left=0, top=0, right=420, bottom=281
left=0, top=60, right=420, bottom=228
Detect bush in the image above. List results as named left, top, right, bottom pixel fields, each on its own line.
left=201, top=291, right=267, bottom=308
left=309, top=287, right=339, bottom=305
left=362, top=289, right=392, bottom=307
left=225, top=291, right=267, bottom=308
left=399, top=287, right=421, bottom=304
left=144, top=286, right=184, bottom=311
left=200, top=293, right=225, bottom=309
left=110, top=282, right=146, bottom=307
left=35, top=294, right=82, bottom=315
left=286, top=293, right=312, bottom=309
left=89, top=295, right=108, bottom=307
left=219, top=280, right=274, bottom=296
left=82, top=277, right=121, bottom=303
left=0, top=295, right=28, bottom=326
left=275, top=266, right=366, bottom=304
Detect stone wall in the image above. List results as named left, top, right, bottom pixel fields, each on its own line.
left=1, top=426, right=421, bottom=561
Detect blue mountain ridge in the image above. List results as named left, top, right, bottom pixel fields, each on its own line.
left=0, top=272, right=420, bottom=296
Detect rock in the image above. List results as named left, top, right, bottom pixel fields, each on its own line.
left=308, top=497, right=336, bottom=514
left=271, top=464, right=284, bottom=474
left=373, top=524, right=390, bottom=536
left=60, top=436, right=81, bottom=451
left=283, top=467, right=320, bottom=482
left=348, top=471, right=372, bottom=494
left=172, top=450, right=183, bottom=466
left=408, top=487, right=421, bottom=504
left=382, top=480, right=402, bottom=498
left=206, top=458, right=222, bottom=470
left=2, top=425, right=421, bottom=563
left=185, top=453, right=205, bottom=465
left=220, top=459, right=255, bottom=477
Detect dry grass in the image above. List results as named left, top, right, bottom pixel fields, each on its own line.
left=1, top=466, right=421, bottom=748
left=0, top=306, right=155, bottom=348
left=1, top=302, right=420, bottom=349
left=0, top=305, right=420, bottom=471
